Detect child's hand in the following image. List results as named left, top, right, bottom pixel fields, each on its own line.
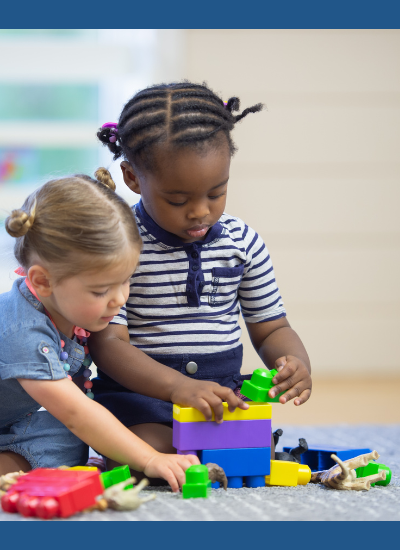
left=170, top=378, right=249, bottom=423
left=143, top=452, right=200, bottom=493
left=269, top=355, right=312, bottom=405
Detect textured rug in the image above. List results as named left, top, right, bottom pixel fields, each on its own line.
left=1, top=424, right=399, bottom=521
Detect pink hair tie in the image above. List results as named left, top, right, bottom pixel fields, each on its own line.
left=14, top=267, right=27, bottom=276
left=102, top=122, right=118, bottom=143
left=102, top=122, right=118, bottom=129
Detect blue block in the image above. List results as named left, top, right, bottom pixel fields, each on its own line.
left=282, top=445, right=372, bottom=471
left=245, top=475, right=266, bottom=488
left=227, top=476, right=243, bottom=488
left=199, top=447, right=271, bottom=477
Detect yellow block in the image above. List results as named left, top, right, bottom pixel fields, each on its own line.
left=265, top=460, right=311, bottom=487
left=173, top=401, right=272, bottom=422
left=66, top=466, right=99, bottom=471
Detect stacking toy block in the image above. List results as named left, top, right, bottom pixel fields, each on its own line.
left=173, top=402, right=272, bottom=422
left=67, top=466, right=99, bottom=471
left=100, top=464, right=133, bottom=490
left=283, top=445, right=372, bottom=471
left=265, top=460, right=311, bottom=487
left=200, top=447, right=271, bottom=489
left=355, top=461, right=392, bottom=486
left=240, top=368, right=284, bottom=403
left=199, top=447, right=271, bottom=477
left=173, top=419, right=271, bottom=451
left=1, top=468, right=103, bottom=519
left=182, top=465, right=212, bottom=499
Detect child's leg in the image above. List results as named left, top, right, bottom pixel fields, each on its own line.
left=107, top=422, right=175, bottom=485
left=0, top=451, right=31, bottom=476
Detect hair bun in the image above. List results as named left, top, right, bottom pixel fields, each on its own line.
left=96, top=127, right=123, bottom=160
left=94, top=167, right=116, bottom=191
left=5, top=207, right=36, bottom=238
left=226, top=97, right=240, bottom=112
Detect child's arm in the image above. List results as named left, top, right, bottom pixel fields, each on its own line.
left=89, top=325, right=248, bottom=423
left=246, top=317, right=312, bottom=405
left=17, top=377, right=199, bottom=492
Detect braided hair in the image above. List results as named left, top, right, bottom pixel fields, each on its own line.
left=97, top=81, right=263, bottom=172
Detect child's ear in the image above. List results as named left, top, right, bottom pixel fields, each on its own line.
left=120, top=161, right=141, bottom=195
left=28, top=265, right=53, bottom=298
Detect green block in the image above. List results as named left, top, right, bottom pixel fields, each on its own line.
left=355, top=461, right=392, bottom=487
left=182, top=465, right=212, bottom=499
left=100, top=465, right=133, bottom=490
left=240, top=368, right=284, bottom=403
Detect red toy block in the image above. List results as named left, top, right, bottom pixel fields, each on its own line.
left=1, top=468, right=103, bottom=519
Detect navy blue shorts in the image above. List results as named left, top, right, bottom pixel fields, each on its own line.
left=92, top=345, right=250, bottom=427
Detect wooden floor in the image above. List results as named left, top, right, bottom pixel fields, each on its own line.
left=273, top=377, right=400, bottom=425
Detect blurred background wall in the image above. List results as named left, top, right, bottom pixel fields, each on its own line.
left=0, top=29, right=398, bottom=422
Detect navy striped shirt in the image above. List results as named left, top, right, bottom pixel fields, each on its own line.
left=110, top=201, right=286, bottom=355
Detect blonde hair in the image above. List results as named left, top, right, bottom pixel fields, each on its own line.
left=6, top=168, right=141, bottom=281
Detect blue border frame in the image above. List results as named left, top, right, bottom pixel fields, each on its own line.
left=1, top=0, right=400, bottom=29
left=1, top=0, right=399, bottom=544
left=1, top=521, right=399, bottom=549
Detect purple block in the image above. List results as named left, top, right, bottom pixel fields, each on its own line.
left=173, top=419, right=271, bottom=451
left=177, top=450, right=198, bottom=456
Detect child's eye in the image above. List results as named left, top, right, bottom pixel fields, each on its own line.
left=92, top=290, right=108, bottom=297
left=209, top=193, right=226, bottom=200
left=167, top=200, right=187, bottom=206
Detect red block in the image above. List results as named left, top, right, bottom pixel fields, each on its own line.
left=1, top=469, right=103, bottom=519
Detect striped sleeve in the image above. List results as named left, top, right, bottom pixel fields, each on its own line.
left=239, top=225, right=286, bottom=323
left=109, top=304, right=128, bottom=326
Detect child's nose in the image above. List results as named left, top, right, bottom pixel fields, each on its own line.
left=108, top=288, right=127, bottom=308
left=187, top=199, right=210, bottom=220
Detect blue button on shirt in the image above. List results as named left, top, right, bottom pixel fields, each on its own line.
left=0, top=278, right=85, bottom=428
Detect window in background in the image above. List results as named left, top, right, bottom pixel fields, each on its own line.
left=0, top=29, right=183, bottom=292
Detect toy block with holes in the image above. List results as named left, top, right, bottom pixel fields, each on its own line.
left=265, top=460, right=312, bottom=487
left=282, top=445, right=373, bottom=471
left=240, top=368, right=285, bottom=403
left=355, top=460, right=392, bottom=487
left=182, top=465, right=212, bottom=499
left=100, top=465, right=133, bottom=490
left=199, top=447, right=271, bottom=489
left=1, top=468, right=103, bottom=519
left=173, top=402, right=273, bottom=489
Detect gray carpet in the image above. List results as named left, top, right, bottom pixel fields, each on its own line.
left=1, top=424, right=399, bottom=521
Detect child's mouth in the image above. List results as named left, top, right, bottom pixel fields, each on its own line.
left=185, top=225, right=210, bottom=239
left=101, top=316, right=115, bottom=323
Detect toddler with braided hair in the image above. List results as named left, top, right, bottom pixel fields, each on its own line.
left=0, top=168, right=199, bottom=491
left=90, top=81, right=312, bottom=479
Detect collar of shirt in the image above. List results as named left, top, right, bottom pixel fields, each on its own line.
left=135, top=199, right=224, bottom=248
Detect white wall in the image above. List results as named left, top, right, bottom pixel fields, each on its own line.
left=181, top=30, right=400, bottom=377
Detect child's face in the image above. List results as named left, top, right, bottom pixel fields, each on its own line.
left=122, top=142, right=231, bottom=242
left=47, top=247, right=139, bottom=335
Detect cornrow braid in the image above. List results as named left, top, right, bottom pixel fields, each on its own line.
left=97, top=81, right=264, bottom=172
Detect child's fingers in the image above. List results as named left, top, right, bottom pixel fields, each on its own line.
left=214, top=386, right=249, bottom=414
left=271, top=360, right=296, bottom=385
left=275, top=356, right=287, bottom=370
left=163, top=468, right=180, bottom=493
left=176, top=454, right=200, bottom=468
left=185, top=454, right=200, bottom=465
left=205, top=393, right=227, bottom=423
left=192, top=397, right=215, bottom=422
left=294, top=388, right=312, bottom=406
left=277, top=382, right=312, bottom=405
